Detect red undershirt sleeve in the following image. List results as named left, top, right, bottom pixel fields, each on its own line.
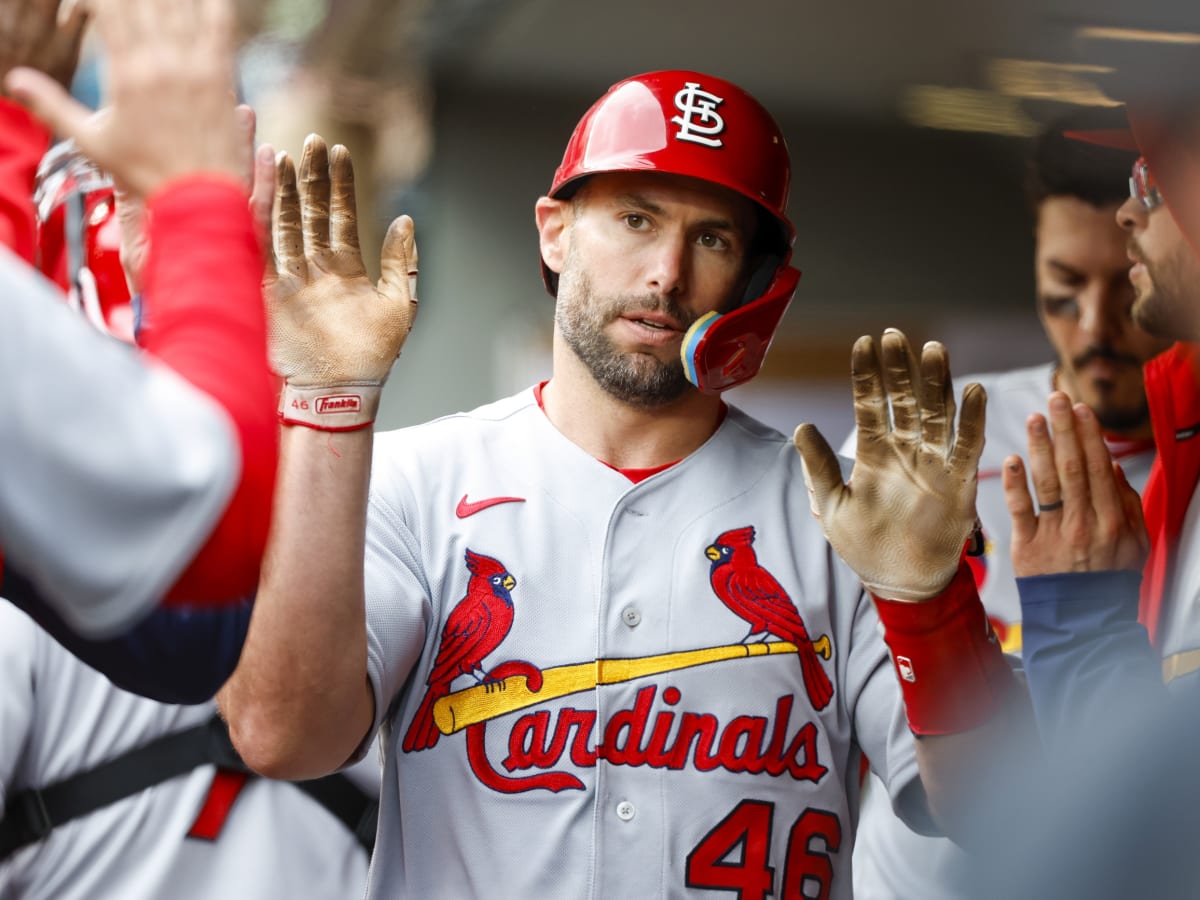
left=138, top=176, right=278, bottom=606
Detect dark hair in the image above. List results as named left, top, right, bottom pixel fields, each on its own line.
left=1024, top=114, right=1136, bottom=217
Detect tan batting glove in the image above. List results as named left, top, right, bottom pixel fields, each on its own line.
left=267, top=134, right=418, bottom=431
left=793, top=329, right=986, bottom=601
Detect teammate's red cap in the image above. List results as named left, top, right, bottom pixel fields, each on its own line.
left=1062, top=41, right=1200, bottom=256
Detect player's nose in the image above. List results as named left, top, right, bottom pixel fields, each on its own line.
left=644, top=234, right=688, bottom=297
left=1077, top=288, right=1121, bottom=343
left=1117, top=195, right=1147, bottom=234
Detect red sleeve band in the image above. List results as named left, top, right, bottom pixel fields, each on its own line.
left=872, top=561, right=1014, bottom=735
left=140, top=176, right=278, bottom=606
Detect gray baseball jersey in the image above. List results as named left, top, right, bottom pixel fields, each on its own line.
left=356, top=387, right=925, bottom=899
left=0, top=602, right=375, bottom=900
left=846, top=362, right=1157, bottom=900
left=0, top=247, right=238, bottom=637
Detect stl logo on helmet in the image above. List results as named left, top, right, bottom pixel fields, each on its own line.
left=671, top=82, right=726, bottom=148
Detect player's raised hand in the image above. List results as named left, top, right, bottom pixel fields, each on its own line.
left=794, top=328, right=985, bottom=601
left=267, top=134, right=418, bottom=430
left=4, top=0, right=243, bottom=198
left=1003, top=392, right=1148, bottom=577
left=0, top=0, right=88, bottom=94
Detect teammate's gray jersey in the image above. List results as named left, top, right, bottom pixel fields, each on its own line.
left=0, top=248, right=238, bottom=637
left=0, top=603, right=374, bottom=900
left=357, top=388, right=924, bottom=899
left=847, top=362, right=1156, bottom=900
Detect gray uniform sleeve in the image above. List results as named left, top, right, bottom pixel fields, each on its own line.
left=0, top=248, right=239, bottom=638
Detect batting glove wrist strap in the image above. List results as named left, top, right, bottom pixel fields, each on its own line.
left=278, top=382, right=381, bottom=432
left=872, top=561, right=1012, bottom=735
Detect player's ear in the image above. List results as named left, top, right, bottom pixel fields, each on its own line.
left=535, top=196, right=571, bottom=275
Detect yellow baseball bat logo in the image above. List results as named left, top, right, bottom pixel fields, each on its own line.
left=433, top=635, right=831, bottom=736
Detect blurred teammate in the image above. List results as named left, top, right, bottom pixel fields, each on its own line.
left=983, top=52, right=1200, bottom=898
left=851, top=118, right=1169, bottom=900
left=1012, top=74, right=1200, bottom=736
left=0, top=0, right=276, bottom=640
left=0, top=603, right=377, bottom=900
left=2, top=137, right=274, bottom=705
left=220, top=71, right=1033, bottom=898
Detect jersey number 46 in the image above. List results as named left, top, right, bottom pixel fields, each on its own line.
left=686, top=799, right=842, bottom=900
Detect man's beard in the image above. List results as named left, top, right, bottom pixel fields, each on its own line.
left=1132, top=284, right=1200, bottom=342
left=556, top=270, right=697, bottom=409
left=1065, top=345, right=1153, bottom=435
left=1093, top=402, right=1153, bottom=435
left=1130, top=239, right=1200, bottom=342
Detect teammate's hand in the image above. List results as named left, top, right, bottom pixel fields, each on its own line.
left=248, top=140, right=276, bottom=258
left=794, top=328, right=985, bottom=601
left=116, top=105, right=269, bottom=296
left=266, top=134, right=417, bottom=428
left=1003, top=391, right=1149, bottom=577
left=0, top=0, right=88, bottom=96
left=4, top=0, right=243, bottom=198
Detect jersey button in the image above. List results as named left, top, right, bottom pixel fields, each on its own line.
left=616, top=801, right=636, bottom=821
left=621, top=606, right=642, bottom=627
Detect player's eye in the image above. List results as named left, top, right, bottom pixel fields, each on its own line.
left=624, top=213, right=648, bottom=230
left=1040, top=295, right=1080, bottom=320
left=697, top=231, right=730, bottom=250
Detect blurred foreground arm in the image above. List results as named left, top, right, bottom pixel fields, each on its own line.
left=2, top=0, right=277, bottom=626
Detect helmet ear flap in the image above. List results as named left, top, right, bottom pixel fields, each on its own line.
left=682, top=265, right=801, bottom=394
left=741, top=253, right=784, bottom=306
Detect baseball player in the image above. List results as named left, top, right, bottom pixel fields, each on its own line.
left=1014, top=94, right=1200, bottom=691
left=0, top=601, right=378, bottom=900
left=967, top=54, right=1200, bottom=899
left=1009, top=66, right=1200, bottom=739
left=0, top=0, right=277, bottom=640
left=0, top=132, right=277, bottom=704
left=849, top=118, right=1169, bottom=900
left=220, top=71, right=1032, bottom=899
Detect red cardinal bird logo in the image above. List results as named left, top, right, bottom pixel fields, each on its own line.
left=403, top=549, right=517, bottom=752
left=706, top=526, right=834, bottom=711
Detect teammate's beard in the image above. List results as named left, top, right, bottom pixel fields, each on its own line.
left=557, top=268, right=696, bottom=409
left=1092, top=401, right=1152, bottom=435
left=1064, top=345, right=1152, bottom=435
left=1129, top=237, right=1200, bottom=342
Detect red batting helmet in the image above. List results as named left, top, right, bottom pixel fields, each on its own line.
left=33, top=141, right=136, bottom=343
left=544, top=69, right=802, bottom=394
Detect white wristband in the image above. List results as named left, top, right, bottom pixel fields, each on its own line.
left=279, top=382, right=382, bottom=432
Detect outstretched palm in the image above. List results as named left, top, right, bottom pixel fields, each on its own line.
left=794, top=329, right=985, bottom=601
left=265, top=134, right=418, bottom=389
